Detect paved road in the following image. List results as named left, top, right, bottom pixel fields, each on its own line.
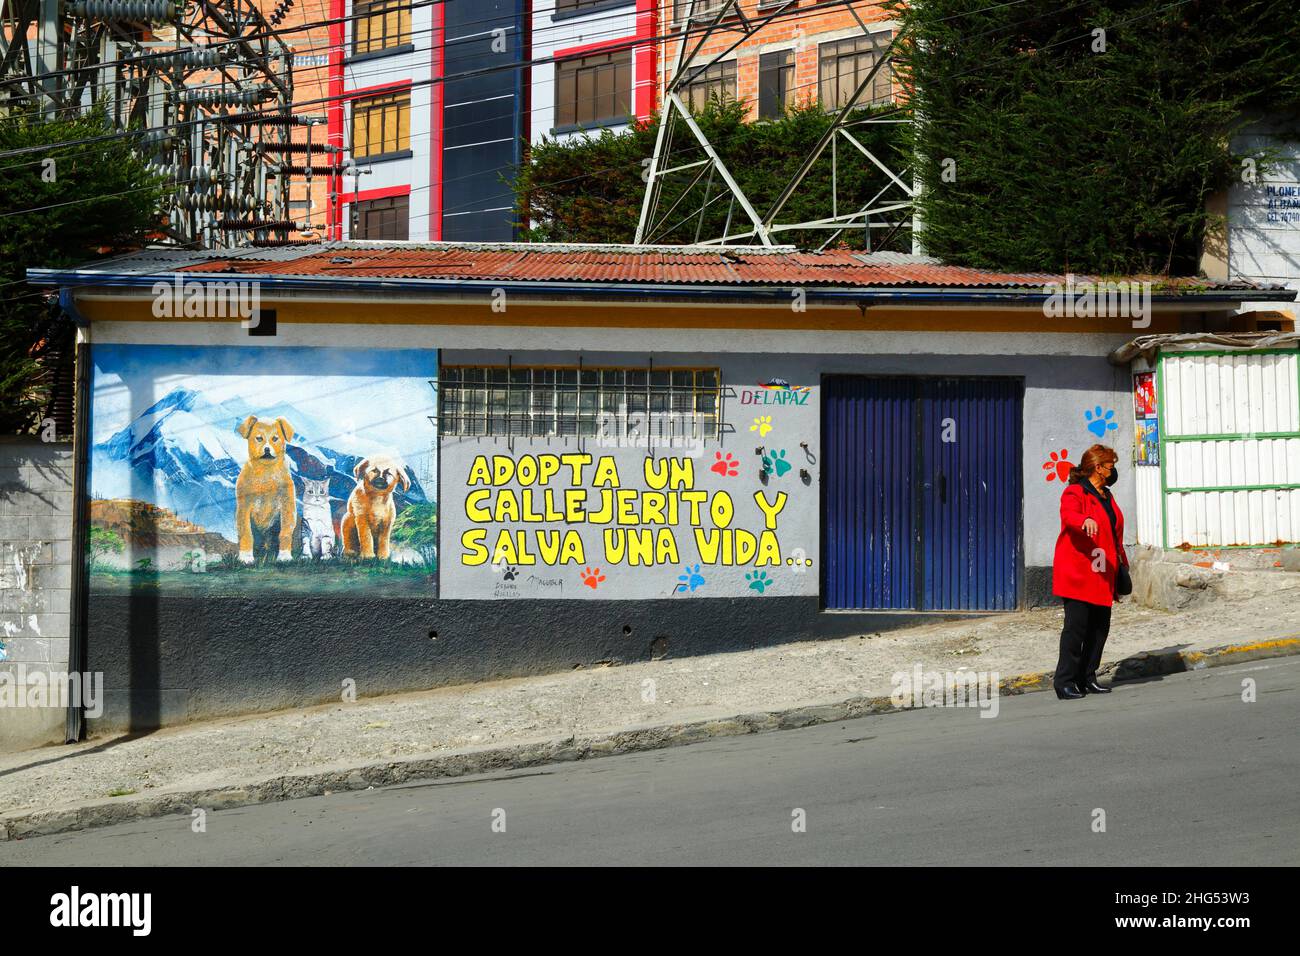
left=3, top=658, right=1297, bottom=866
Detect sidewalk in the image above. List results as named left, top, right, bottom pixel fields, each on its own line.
left=4, top=583, right=1300, bottom=840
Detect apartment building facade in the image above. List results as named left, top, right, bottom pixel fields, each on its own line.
left=308, top=1, right=894, bottom=241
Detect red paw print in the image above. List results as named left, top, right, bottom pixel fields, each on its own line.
left=582, top=566, right=605, bottom=589
left=1043, top=449, right=1073, bottom=482
left=710, top=451, right=739, bottom=477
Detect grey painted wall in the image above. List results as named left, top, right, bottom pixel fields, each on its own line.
left=70, top=317, right=1139, bottom=731
left=0, top=438, right=74, bottom=751
left=441, top=346, right=1137, bottom=606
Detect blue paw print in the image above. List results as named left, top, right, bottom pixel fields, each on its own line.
left=1085, top=406, right=1118, bottom=437
left=746, top=570, right=772, bottom=594
left=675, top=563, right=705, bottom=593
left=761, top=449, right=792, bottom=478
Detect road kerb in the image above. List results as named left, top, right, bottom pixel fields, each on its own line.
left=2, top=634, right=1297, bottom=843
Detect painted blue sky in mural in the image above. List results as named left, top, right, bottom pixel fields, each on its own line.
left=90, top=345, right=438, bottom=542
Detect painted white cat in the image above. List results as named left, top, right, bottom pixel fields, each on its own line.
left=299, top=477, right=336, bottom=560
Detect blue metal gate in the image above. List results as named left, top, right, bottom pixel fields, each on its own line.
left=822, top=376, right=1022, bottom=611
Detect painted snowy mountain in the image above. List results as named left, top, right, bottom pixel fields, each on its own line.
left=92, top=387, right=430, bottom=543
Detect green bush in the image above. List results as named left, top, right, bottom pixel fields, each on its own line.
left=890, top=0, right=1300, bottom=274
left=0, top=106, right=163, bottom=434
left=514, top=99, right=911, bottom=249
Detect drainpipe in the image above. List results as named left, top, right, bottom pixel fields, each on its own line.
left=61, top=288, right=90, bottom=744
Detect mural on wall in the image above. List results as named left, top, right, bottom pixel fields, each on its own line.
left=87, top=345, right=438, bottom=595
left=442, top=362, right=820, bottom=601
left=459, top=453, right=791, bottom=573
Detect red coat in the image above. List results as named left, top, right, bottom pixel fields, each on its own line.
left=1052, top=482, right=1128, bottom=607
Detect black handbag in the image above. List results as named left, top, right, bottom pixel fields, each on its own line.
left=1115, top=563, right=1132, bottom=596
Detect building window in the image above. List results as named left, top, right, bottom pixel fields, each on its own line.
left=352, top=194, right=409, bottom=239
left=440, top=366, right=721, bottom=440
left=818, top=32, right=893, bottom=110
left=680, top=59, right=736, bottom=113
left=556, top=0, right=623, bottom=13
left=351, top=91, right=410, bottom=160
left=673, top=0, right=727, bottom=23
left=759, top=49, right=795, bottom=119
left=353, top=0, right=411, bottom=56
left=555, top=50, right=632, bottom=128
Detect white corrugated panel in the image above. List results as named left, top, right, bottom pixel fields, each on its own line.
left=1160, top=351, right=1300, bottom=546
left=1166, top=489, right=1300, bottom=548
left=1163, top=352, right=1299, bottom=436
left=1135, top=463, right=1162, bottom=546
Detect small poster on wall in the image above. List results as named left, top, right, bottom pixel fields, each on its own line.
left=1133, top=371, right=1157, bottom=419
left=1136, top=419, right=1160, bottom=466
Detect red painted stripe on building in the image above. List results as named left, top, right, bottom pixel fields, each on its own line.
left=342, top=184, right=412, bottom=206
left=430, top=1, right=445, bottom=242
left=328, top=0, right=345, bottom=239
left=553, top=34, right=638, bottom=61
left=342, top=78, right=414, bottom=100
left=634, top=0, right=657, bottom=122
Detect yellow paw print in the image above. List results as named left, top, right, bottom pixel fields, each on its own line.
left=750, top=415, right=773, bottom=437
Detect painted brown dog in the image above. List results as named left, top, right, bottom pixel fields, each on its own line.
left=235, top=416, right=297, bottom=564
left=341, top=455, right=409, bottom=560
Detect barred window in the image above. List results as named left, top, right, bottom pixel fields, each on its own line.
left=440, top=366, right=721, bottom=441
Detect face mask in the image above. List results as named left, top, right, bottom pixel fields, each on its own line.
left=1105, top=465, right=1119, bottom=487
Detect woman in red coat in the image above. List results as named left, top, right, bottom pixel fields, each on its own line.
left=1052, top=444, right=1128, bottom=699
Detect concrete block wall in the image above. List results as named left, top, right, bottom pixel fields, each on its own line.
left=0, top=438, right=75, bottom=751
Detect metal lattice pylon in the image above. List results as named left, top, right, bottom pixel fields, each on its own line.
left=635, top=0, right=914, bottom=250
left=1, top=0, right=331, bottom=248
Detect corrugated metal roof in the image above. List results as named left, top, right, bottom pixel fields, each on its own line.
left=33, top=242, right=1295, bottom=295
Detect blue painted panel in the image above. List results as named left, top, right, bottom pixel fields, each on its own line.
left=919, top=378, right=1022, bottom=610
left=822, top=377, right=916, bottom=610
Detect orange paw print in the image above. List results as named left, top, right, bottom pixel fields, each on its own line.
left=581, top=566, right=605, bottom=589
left=1043, top=449, right=1072, bottom=482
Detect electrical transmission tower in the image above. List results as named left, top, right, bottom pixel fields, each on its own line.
left=636, top=0, right=914, bottom=251
left=0, top=0, right=334, bottom=247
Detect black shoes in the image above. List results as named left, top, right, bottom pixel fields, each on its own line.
left=1085, top=680, right=1112, bottom=694
left=1054, top=683, right=1086, bottom=700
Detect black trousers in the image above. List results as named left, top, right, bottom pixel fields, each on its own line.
left=1054, top=598, right=1112, bottom=688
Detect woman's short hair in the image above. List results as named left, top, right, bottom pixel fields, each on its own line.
left=1069, top=444, right=1118, bottom=484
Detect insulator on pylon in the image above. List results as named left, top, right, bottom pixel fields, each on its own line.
left=66, top=0, right=179, bottom=21
left=179, top=194, right=260, bottom=213
left=275, top=165, right=346, bottom=175
left=210, top=112, right=312, bottom=126
left=151, top=47, right=226, bottom=70
left=255, top=143, right=342, bottom=153
left=269, top=0, right=296, bottom=26
left=215, top=219, right=299, bottom=231
left=178, top=88, right=269, bottom=107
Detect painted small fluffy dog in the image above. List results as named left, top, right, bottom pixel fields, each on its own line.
left=235, top=416, right=297, bottom=564
left=341, top=455, right=409, bottom=560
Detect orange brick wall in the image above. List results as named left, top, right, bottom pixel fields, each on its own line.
left=254, top=0, right=338, bottom=239
left=658, top=0, right=897, bottom=119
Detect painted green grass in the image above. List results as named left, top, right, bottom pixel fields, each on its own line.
left=89, top=559, right=437, bottom=596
